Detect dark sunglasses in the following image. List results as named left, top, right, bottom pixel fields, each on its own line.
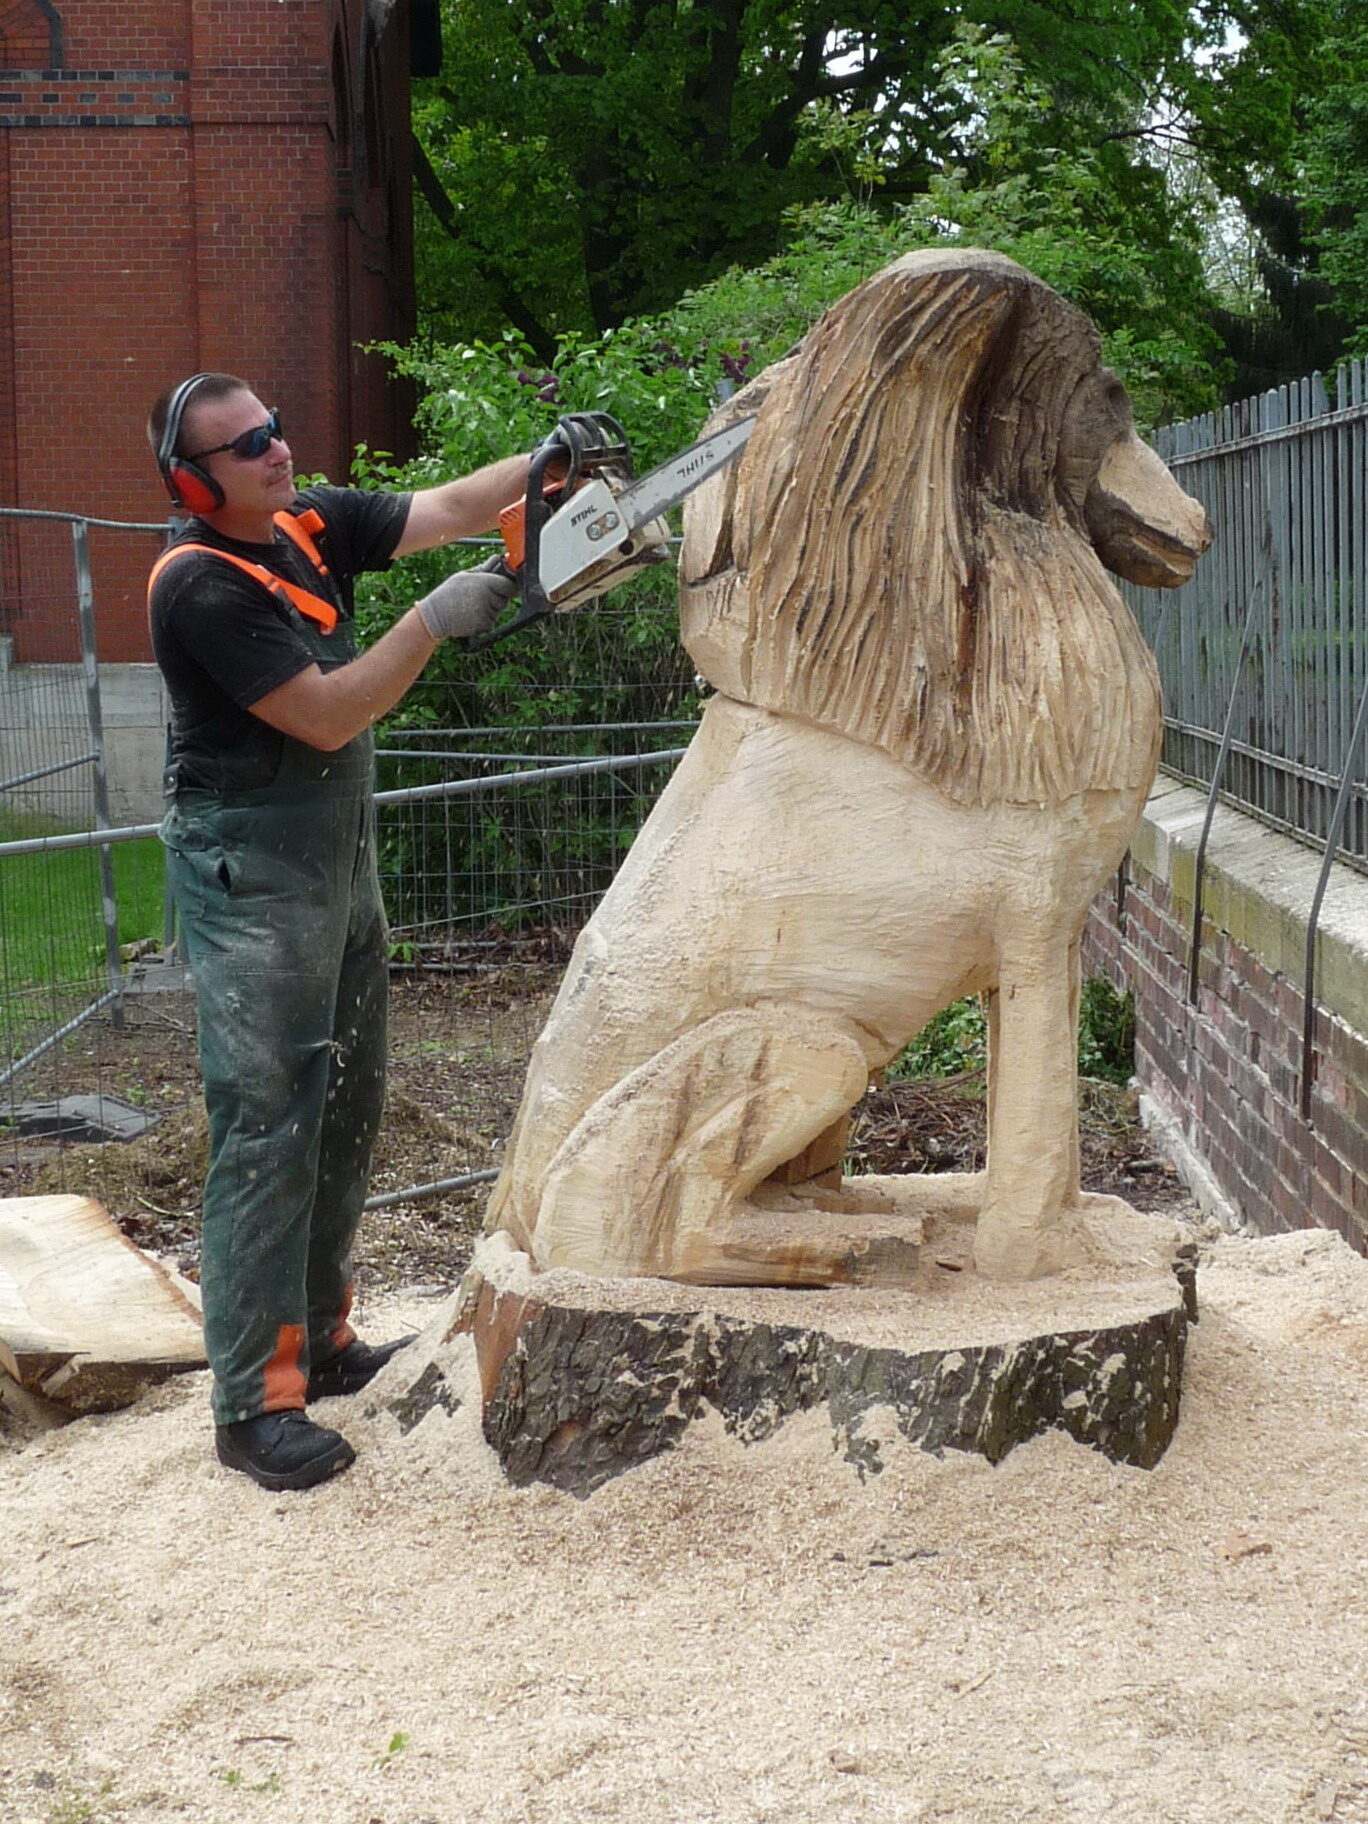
left=185, top=409, right=283, bottom=463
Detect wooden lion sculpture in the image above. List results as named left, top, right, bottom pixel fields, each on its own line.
left=484, top=248, right=1211, bottom=1287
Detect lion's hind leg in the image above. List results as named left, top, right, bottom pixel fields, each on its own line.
left=529, top=1006, right=921, bottom=1288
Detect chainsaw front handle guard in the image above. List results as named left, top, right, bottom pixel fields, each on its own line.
left=465, top=411, right=632, bottom=651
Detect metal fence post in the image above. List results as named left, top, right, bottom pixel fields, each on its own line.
left=71, top=518, right=125, bottom=1031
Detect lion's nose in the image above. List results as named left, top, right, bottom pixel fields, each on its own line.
left=1085, top=433, right=1213, bottom=590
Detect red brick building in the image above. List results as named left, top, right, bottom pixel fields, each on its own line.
left=0, top=0, right=432, bottom=661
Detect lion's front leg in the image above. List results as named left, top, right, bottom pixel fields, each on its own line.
left=529, top=1005, right=921, bottom=1288
left=973, top=935, right=1086, bottom=1280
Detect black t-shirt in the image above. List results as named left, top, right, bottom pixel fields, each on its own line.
left=150, top=484, right=410, bottom=791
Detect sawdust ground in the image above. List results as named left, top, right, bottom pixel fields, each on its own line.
left=2, top=1225, right=1367, bottom=1824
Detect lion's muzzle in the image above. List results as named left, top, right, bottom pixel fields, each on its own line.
left=1086, top=432, right=1213, bottom=590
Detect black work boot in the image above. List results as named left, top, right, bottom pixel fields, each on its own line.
left=306, top=1334, right=416, bottom=1402
left=215, top=1411, right=356, bottom=1492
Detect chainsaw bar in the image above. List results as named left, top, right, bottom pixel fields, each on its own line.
left=536, top=416, right=756, bottom=604
left=469, top=411, right=756, bottom=649
left=614, top=415, right=756, bottom=528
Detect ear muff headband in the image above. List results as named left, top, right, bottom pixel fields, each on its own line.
left=157, top=373, right=224, bottom=514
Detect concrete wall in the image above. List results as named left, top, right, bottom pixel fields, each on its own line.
left=92, top=661, right=167, bottom=824
left=1084, top=772, right=1368, bottom=1255
left=0, top=652, right=165, bottom=826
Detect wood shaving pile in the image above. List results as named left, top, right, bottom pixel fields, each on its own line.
left=2, top=1223, right=1367, bottom=1824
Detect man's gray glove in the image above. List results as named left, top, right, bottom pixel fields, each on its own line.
left=415, top=566, right=517, bottom=641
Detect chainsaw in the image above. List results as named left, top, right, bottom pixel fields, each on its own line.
left=469, top=409, right=755, bottom=648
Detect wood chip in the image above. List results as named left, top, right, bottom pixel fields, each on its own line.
left=1220, top=1534, right=1274, bottom=1561
left=953, top=1669, right=995, bottom=1697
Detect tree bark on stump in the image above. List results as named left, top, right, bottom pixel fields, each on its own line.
left=376, top=1223, right=1194, bottom=1498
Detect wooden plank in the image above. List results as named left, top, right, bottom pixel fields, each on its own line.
left=0, top=1194, right=204, bottom=1413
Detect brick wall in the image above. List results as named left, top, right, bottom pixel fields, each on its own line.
left=0, top=0, right=417, bottom=663
left=1083, top=773, right=1368, bottom=1255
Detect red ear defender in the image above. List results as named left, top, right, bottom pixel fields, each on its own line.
left=165, top=458, right=223, bottom=515
left=156, top=373, right=224, bottom=514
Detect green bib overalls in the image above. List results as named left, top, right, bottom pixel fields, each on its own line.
left=160, top=572, right=388, bottom=1426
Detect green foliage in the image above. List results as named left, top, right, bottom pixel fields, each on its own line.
left=413, top=0, right=1229, bottom=353
left=1304, top=6, right=1368, bottom=351
left=888, top=998, right=989, bottom=1080
left=355, top=386, right=697, bottom=934
left=217, top=1769, right=281, bottom=1796
left=1170, top=0, right=1364, bottom=386
left=42, top=1781, right=121, bottom=1824
left=353, top=316, right=708, bottom=793
left=374, top=1731, right=411, bottom=1770
left=366, top=316, right=716, bottom=496
left=1077, top=976, right=1137, bottom=1086
left=886, top=977, right=1136, bottom=1085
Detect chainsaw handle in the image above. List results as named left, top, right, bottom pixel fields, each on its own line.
left=460, top=553, right=551, bottom=651
left=551, top=412, right=632, bottom=485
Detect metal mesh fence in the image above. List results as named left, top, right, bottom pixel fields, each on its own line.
left=0, top=514, right=695, bottom=1235
left=375, top=723, right=690, bottom=948
left=0, top=510, right=176, bottom=1100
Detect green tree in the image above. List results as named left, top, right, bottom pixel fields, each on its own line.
left=414, top=0, right=1220, bottom=352
left=1303, top=5, right=1368, bottom=352
left=654, top=27, right=1224, bottom=426
left=1165, top=0, right=1362, bottom=388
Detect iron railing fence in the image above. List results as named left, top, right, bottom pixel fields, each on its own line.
left=1126, top=358, right=1368, bottom=867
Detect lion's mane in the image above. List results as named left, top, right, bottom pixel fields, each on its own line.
left=679, top=248, right=1163, bottom=809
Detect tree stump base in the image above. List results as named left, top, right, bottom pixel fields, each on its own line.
left=375, top=1208, right=1195, bottom=1497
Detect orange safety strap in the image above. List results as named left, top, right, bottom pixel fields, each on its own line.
left=329, top=1283, right=357, bottom=1355
left=147, top=509, right=338, bottom=632
left=272, top=506, right=330, bottom=576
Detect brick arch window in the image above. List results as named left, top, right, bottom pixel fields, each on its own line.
left=0, top=0, right=63, bottom=69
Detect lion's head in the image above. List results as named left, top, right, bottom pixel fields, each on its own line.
left=680, top=249, right=1211, bottom=808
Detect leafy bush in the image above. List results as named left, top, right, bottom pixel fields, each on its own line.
left=887, top=975, right=1136, bottom=1085
left=887, top=998, right=989, bottom=1080
left=1076, top=975, right=1137, bottom=1085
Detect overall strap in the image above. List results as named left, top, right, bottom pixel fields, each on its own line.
left=272, top=506, right=330, bottom=577
left=147, top=537, right=339, bottom=633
